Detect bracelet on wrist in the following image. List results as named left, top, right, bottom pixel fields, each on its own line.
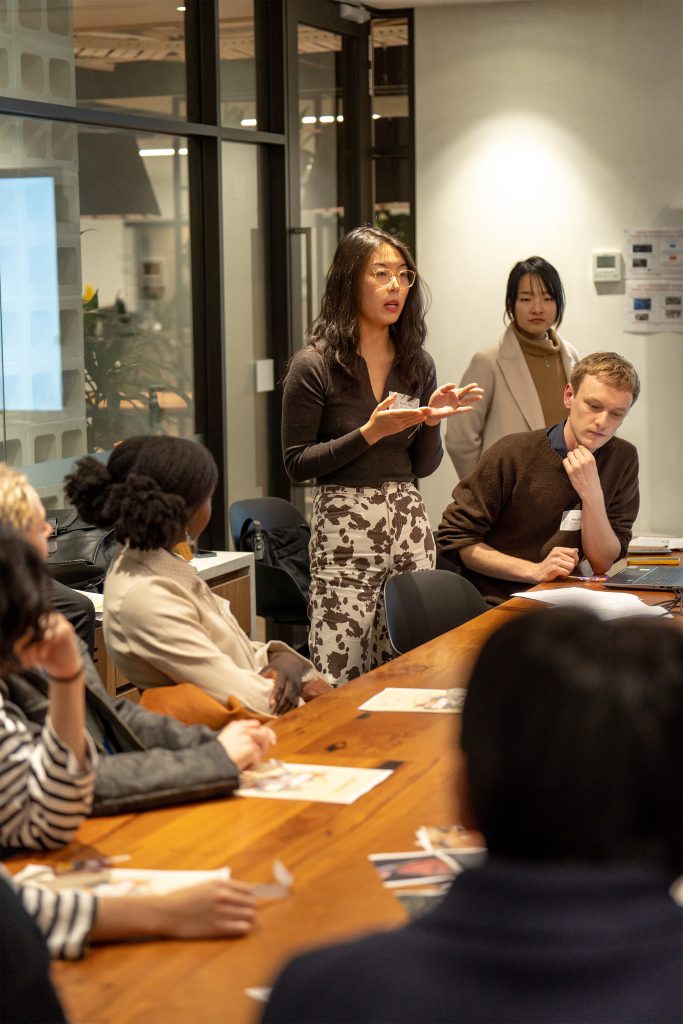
left=48, top=662, right=85, bottom=684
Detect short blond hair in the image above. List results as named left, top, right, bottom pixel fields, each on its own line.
left=570, top=352, right=641, bottom=404
left=0, top=464, right=33, bottom=533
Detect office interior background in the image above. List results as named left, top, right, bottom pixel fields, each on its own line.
left=0, top=0, right=680, bottom=549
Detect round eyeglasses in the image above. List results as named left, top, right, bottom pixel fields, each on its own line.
left=369, top=268, right=417, bottom=289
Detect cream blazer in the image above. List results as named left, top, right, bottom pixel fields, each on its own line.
left=103, top=546, right=316, bottom=716
left=445, top=326, right=579, bottom=480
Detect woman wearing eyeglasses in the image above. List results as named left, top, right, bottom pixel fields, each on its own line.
left=282, top=226, right=482, bottom=682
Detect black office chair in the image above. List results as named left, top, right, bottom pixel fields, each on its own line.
left=384, top=568, right=489, bottom=655
left=229, top=497, right=310, bottom=647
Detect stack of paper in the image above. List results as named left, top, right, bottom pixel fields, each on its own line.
left=512, top=586, right=669, bottom=619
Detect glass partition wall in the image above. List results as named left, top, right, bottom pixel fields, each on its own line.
left=0, top=119, right=193, bottom=509
left=0, top=0, right=413, bottom=541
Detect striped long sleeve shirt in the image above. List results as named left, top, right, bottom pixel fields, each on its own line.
left=1, top=681, right=99, bottom=958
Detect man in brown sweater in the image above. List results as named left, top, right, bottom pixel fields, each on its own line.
left=437, top=352, right=640, bottom=602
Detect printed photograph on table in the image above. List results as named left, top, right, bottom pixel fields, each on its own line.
left=416, top=825, right=487, bottom=853
left=237, top=761, right=393, bottom=804
left=358, top=688, right=467, bottom=713
left=369, top=852, right=460, bottom=888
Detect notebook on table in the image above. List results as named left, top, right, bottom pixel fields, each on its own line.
left=604, top=564, right=683, bottom=591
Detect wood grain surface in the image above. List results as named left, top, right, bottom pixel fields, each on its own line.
left=11, top=584, right=675, bottom=1024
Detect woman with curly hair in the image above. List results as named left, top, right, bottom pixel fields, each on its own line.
left=282, top=226, right=482, bottom=681
left=66, top=436, right=319, bottom=716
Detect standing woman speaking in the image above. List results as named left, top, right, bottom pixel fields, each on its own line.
left=282, top=226, right=482, bottom=682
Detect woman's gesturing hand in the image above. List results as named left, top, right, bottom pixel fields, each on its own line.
left=423, top=382, right=483, bottom=427
left=360, top=394, right=429, bottom=445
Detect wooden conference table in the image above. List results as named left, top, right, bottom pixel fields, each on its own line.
left=11, top=583, right=676, bottom=1024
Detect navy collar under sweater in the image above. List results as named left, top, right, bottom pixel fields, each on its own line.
left=547, top=419, right=604, bottom=462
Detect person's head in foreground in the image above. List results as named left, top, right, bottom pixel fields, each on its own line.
left=65, top=435, right=217, bottom=551
left=459, top=607, right=680, bottom=874
left=262, top=607, right=683, bottom=1024
left=563, top=350, right=640, bottom=452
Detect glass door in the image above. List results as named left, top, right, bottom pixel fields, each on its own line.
left=284, top=1, right=371, bottom=512
left=286, top=1, right=371, bottom=351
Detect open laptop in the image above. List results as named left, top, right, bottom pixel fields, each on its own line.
left=604, top=564, right=683, bottom=591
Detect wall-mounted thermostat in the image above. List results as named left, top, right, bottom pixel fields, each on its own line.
left=592, top=250, right=622, bottom=283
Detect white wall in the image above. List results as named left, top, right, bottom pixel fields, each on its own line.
left=415, top=0, right=683, bottom=534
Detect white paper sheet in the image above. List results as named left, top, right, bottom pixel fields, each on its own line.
left=511, top=586, right=669, bottom=619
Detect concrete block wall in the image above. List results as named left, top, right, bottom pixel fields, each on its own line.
left=0, top=1, right=86, bottom=507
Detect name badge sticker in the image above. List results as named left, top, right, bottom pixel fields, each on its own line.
left=389, top=391, right=420, bottom=410
left=560, top=509, right=582, bottom=532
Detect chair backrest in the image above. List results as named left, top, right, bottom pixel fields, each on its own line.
left=229, top=496, right=306, bottom=547
left=384, top=569, right=489, bottom=655
left=229, top=497, right=310, bottom=626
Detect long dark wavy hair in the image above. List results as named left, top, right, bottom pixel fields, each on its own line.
left=306, top=226, right=431, bottom=393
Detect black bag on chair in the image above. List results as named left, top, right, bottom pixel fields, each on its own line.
left=238, top=517, right=311, bottom=602
left=45, top=509, right=119, bottom=592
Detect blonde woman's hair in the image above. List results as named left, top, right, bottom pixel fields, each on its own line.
left=0, top=464, right=33, bottom=533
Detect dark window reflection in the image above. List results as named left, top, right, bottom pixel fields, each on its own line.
left=73, top=1, right=187, bottom=119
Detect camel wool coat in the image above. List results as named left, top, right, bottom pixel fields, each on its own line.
left=445, top=326, right=579, bottom=480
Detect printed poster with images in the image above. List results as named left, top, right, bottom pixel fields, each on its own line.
left=624, top=280, right=683, bottom=333
left=623, top=228, right=683, bottom=334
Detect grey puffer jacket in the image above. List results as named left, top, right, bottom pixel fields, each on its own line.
left=1, top=654, right=238, bottom=816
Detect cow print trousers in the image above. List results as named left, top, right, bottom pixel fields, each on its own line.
left=308, top=481, right=435, bottom=683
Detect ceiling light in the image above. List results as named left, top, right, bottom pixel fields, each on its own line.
left=319, top=115, right=335, bottom=124
left=138, top=147, right=188, bottom=157
left=241, top=118, right=257, bottom=127
left=301, top=115, right=317, bottom=124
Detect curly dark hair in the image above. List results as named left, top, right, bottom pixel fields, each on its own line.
left=306, top=226, right=431, bottom=393
left=65, top=436, right=218, bottom=551
left=0, top=525, right=51, bottom=667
